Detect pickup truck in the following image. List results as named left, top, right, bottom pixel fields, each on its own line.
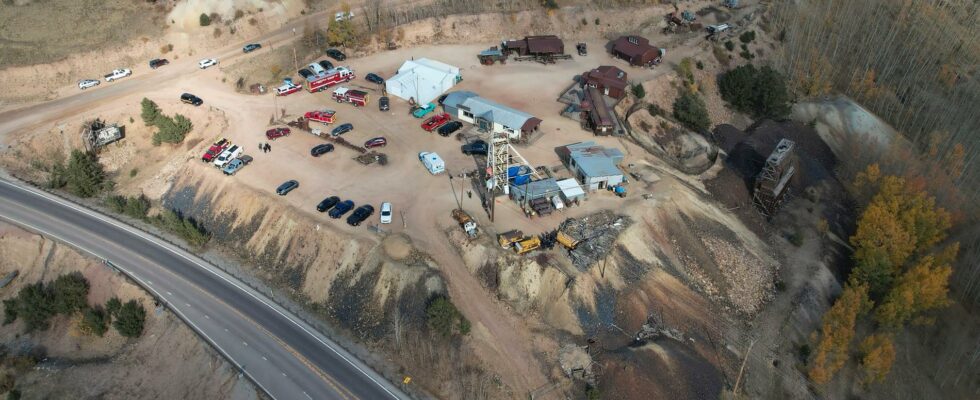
left=222, top=155, right=253, bottom=175
left=104, top=69, right=132, bottom=82
left=202, top=138, right=229, bottom=162
left=421, top=113, right=451, bottom=131
left=213, top=145, right=242, bottom=168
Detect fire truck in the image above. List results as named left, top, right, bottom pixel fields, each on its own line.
left=331, top=87, right=369, bottom=107
left=305, top=67, right=355, bottom=92
left=304, top=109, right=337, bottom=124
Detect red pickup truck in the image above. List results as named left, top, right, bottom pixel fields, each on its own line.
left=421, top=113, right=451, bottom=131
left=266, top=127, right=291, bottom=140
left=202, top=138, right=229, bottom=162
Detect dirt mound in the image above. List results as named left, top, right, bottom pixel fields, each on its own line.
left=383, top=234, right=413, bottom=261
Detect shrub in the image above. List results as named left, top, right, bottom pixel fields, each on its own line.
left=160, top=43, right=173, bottom=54
left=696, top=60, right=704, bottom=70
left=586, top=385, right=601, bottom=400
left=724, top=40, right=734, bottom=51
left=7, top=389, right=21, bottom=400
left=107, top=194, right=150, bottom=220
left=50, top=272, right=90, bottom=315
left=105, top=297, right=122, bottom=318
left=199, top=13, right=211, bottom=27
left=631, top=83, right=645, bottom=99
left=647, top=103, right=665, bottom=117
left=113, top=300, right=146, bottom=338
left=718, top=64, right=791, bottom=118
left=80, top=307, right=109, bottom=336
left=541, top=0, right=559, bottom=9
left=739, top=30, right=756, bottom=44
left=129, top=168, right=138, bottom=177
left=788, top=230, right=804, bottom=247
left=672, top=91, right=711, bottom=131
left=426, top=296, right=469, bottom=337
left=4, top=283, right=55, bottom=332
left=234, top=9, right=245, bottom=20
left=155, top=209, right=210, bottom=247
left=594, top=18, right=600, bottom=25
left=581, top=18, right=587, bottom=25
left=213, top=27, right=222, bottom=38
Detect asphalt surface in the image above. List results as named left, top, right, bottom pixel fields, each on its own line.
left=0, top=178, right=408, bottom=400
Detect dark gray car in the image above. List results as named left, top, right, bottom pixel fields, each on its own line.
left=379, top=96, right=389, bottom=111
left=276, top=180, right=299, bottom=195
left=331, top=123, right=353, bottom=136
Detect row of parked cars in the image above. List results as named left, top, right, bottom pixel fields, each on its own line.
left=274, top=180, right=391, bottom=226
left=201, top=138, right=254, bottom=175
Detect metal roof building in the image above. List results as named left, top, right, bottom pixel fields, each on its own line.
left=558, top=141, right=625, bottom=190
left=442, top=91, right=542, bottom=140
left=385, top=58, right=461, bottom=105
left=502, top=35, right=565, bottom=56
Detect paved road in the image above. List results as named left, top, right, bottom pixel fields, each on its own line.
left=0, top=178, right=408, bottom=400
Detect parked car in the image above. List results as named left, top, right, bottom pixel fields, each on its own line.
left=438, top=121, right=463, bottom=137
left=202, top=138, right=229, bottom=162
left=77, top=79, right=100, bottom=90
left=198, top=58, right=218, bottom=69
left=222, top=155, right=253, bottom=175
left=328, top=200, right=355, bottom=218
left=379, top=96, right=390, bottom=111
left=316, top=196, right=341, bottom=212
left=421, top=113, right=451, bottom=131
left=276, top=180, right=299, bottom=195
left=213, top=145, right=242, bottom=168
left=298, top=68, right=314, bottom=79
left=311, top=143, right=335, bottom=157
left=243, top=43, right=262, bottom=53
left=307, top=62, right=326, bottom=75
left=412, top=102, right=436, bottom=118
left=364, top=137, right=387, bottom=149
left=365, top=73, right=384, bottom=84
left=379, top=202, right=392, bottom=224
left=180, top=93, right=203, bottom=106
left=149, top=59, right=169, bottom=69
left=325, top=48, right=346, bottom=61
left=346, top=205, right=374, bottom=226
left=331, top=123, right=353, bottom=136
left=103, top=68, right=132, bottom=82
left=266, top=127, right=290, bottom=140
left=461, top=140, right=488, bottom=155
left=317, top=60, right=334, bottom=71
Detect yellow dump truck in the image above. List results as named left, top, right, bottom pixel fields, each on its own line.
left=514, top=236, right=541, bottom=255
left=497, top=230, right=524, bottom=249
left=556, top=231, right=580, bottom=250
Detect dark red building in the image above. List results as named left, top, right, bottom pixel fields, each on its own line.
left=502, top=35, right=565, bottom=56
left=610, top=35, right=663, bottom=67
left=581, top=66, right=628, bottom=100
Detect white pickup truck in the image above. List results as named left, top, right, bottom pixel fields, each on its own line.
left=104, top=69, right=132, bottom=82
left=213, top=145, right=242, bottom=168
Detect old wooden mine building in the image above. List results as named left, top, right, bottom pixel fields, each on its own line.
left=610, top=35, right=664, bottom=67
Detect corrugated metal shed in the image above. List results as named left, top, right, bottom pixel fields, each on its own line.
left=556, top=178, right=586, bottom=202
left=442, top=91, right=538, bottom=133
left=565, top=141, right=624, bottom=179
left=510, top=178, right=560, bottom=202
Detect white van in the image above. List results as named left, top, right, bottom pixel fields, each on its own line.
left=379, top=202, right=392, bottom=224
left=213, top=145, right=241, bottom=168
left=418, top=152, right=445, bottom=175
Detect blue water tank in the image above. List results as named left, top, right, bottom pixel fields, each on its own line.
left=507, top=166, right=522, bottom=179
left=513, top=174, right=531, bottom=186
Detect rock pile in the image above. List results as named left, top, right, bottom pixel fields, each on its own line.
left=560, top=211, right=632, bottom=271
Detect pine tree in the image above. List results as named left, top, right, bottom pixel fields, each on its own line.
left=64, top=150, right=106, bottom=197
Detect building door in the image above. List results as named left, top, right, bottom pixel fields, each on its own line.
left=477, top=117, right=491, bottom=132
left=598, top=180, right=606, bottom=190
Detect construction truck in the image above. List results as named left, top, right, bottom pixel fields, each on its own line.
left=556, top=231, right=580, bottom=250
left=514, top=236, right=541, bottom=255
left=452, top=209, right=478, bottom=238
left=497, top=230, right=524, bottom=249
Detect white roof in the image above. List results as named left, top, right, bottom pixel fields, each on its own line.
left=556, top=178, right=586, bottom=198
left=386, top=58, right=459, bottom=104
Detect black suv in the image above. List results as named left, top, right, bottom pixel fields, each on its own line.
left=325, top=49, right=346, bottom=61
left=346, top=205, right=375, bottom=226
left=328, top=200, right=355, bottom=218
left=316, top=196, right=340, bottom=212
left=311, top=143, right=335, bottom=157
left=180, top=93, right=203, bottom=106
left=438, top=121, right=463, bottom=137
left=461, top=140, right=488, bottom=155
left=149, top=58, right=169, bottom=69
left=379, top=96, right=389, bottom=111
left=276, top=180, right=299, bottom=195
left=243, top=43, right=262, bottom=53
left=365, top=73, right=384, bottom=84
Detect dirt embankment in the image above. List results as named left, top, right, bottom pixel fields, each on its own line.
left=0, top=221, right=258, bottom=399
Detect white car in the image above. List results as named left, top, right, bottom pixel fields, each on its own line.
left=379, top=202, right=392, bottom=224
left=103, top=69, right=132, bottom=82
left=77, top=79, right=100, bottom=90
left=213, top=145, right=241, bottom=168
left=334, top=11, right=354, bottom=21
left=198, top=58, right=218, bottom=69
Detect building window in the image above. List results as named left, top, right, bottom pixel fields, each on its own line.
left=463, top=111, right=474, bottom=118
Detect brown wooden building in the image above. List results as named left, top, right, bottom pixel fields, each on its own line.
left=581, top=66, right=628, bottom=100
left=610, top=35, right=663, bottom=67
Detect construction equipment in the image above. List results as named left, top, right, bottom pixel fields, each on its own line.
left=556, top=231, right=580, bottom=250
left=452, top=209, right=478, bottom=238
left=513, top=236, right=541, bottom=255
left=497, top=230, right=524, bottom=249
left=478, top=47, right=506, bottom=65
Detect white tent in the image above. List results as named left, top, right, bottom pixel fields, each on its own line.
left=385, top=58, right=460, bottom=105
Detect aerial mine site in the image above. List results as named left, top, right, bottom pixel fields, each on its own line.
left=0, top=0, right=977, bottom=399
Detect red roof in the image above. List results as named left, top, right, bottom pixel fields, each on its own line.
left=583, top=66, right=628, bottom=93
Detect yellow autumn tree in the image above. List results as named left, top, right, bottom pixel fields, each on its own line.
left=875, top=245, right=956, bottom=329
left=858, top=334, right=896, bottom=384
left=809, top=284, right=873, bottom=384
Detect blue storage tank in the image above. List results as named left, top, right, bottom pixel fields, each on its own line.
left=513, top=174, right=531, bottom=186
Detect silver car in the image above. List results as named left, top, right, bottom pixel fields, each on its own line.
left=77, top=79, right=100, bottom=90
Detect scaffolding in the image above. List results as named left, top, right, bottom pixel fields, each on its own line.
left=752, top=139, right=796, bottom=217
left=486, top=131, right=542, bottom=221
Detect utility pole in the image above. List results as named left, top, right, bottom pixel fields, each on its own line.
left=448, top=170, right=461, bottom=210
left=293, top=47, right=299, bottom=74
left=733, top=338, right=758, bottom=397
